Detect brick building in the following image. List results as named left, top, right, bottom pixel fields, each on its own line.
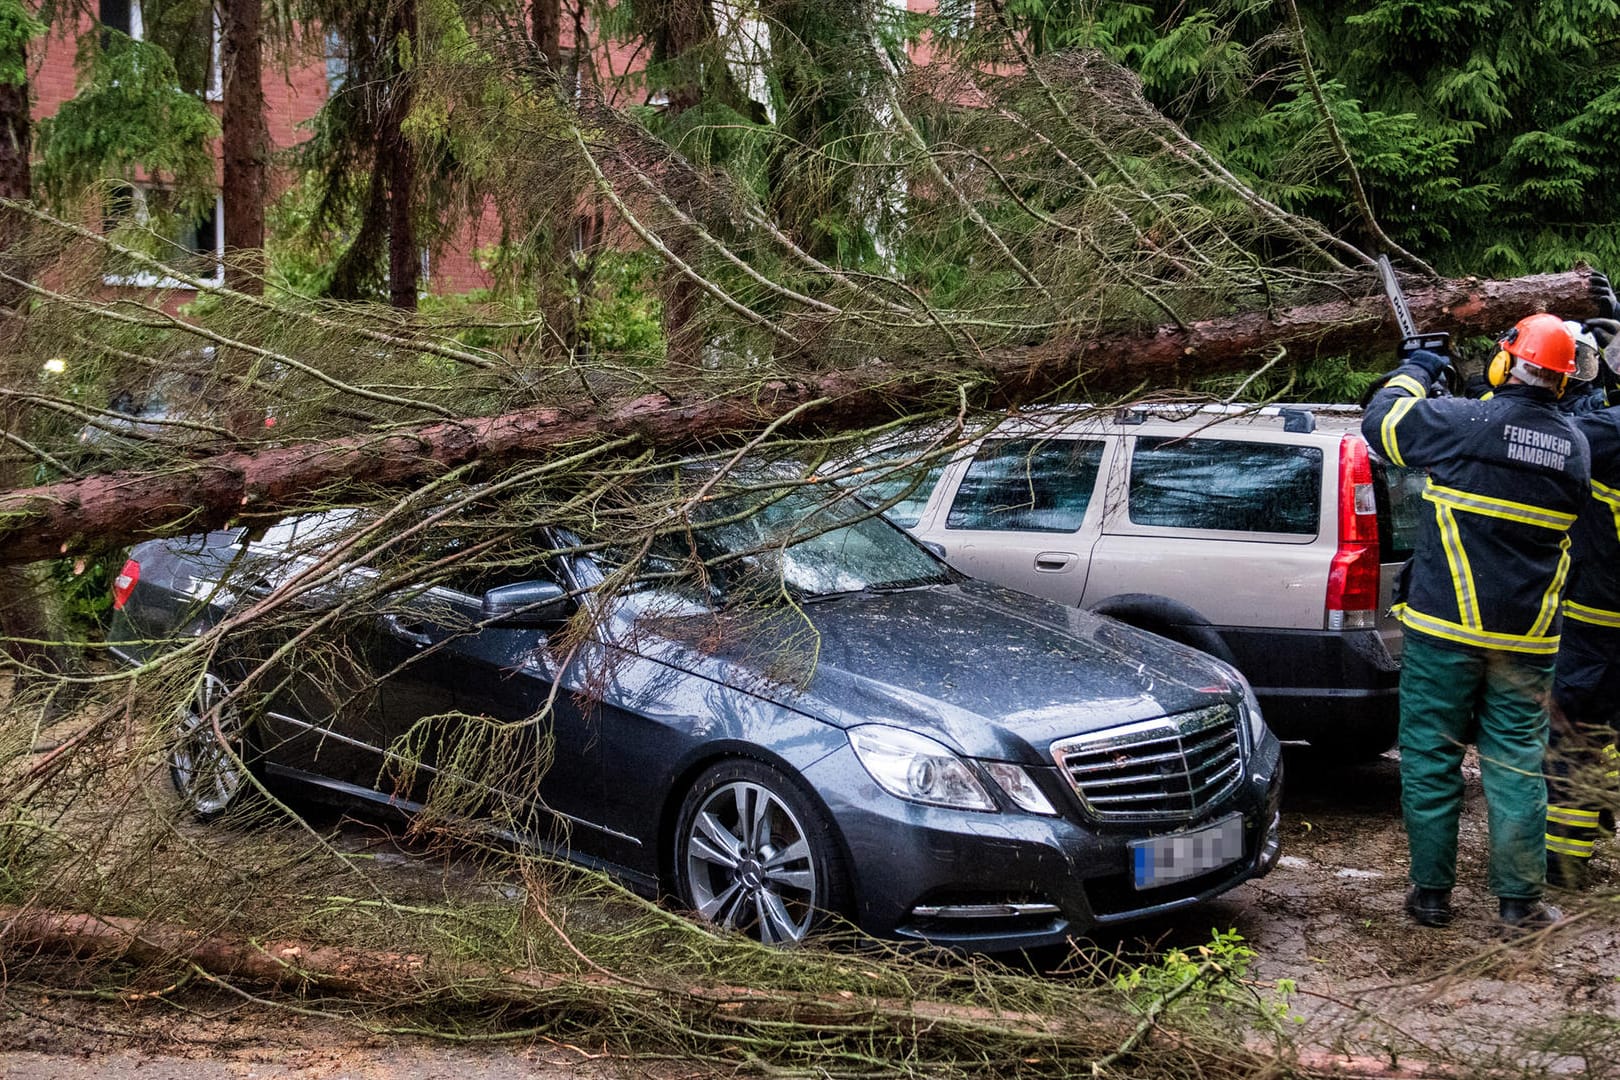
left=28, top=1, right=949, bottom=304
left=30, top=0, right=496, bottom=299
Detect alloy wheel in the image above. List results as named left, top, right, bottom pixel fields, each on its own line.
left=683, top=779, right=819, bottom=945
left=169, top=672, right=248, bottom=818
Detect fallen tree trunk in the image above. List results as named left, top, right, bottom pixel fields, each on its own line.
left=0, top=904, right=1451, bottom=1078
left=0, top=903, right=1100, bottom=1042
left=0, top=269, right=1595, bottom=565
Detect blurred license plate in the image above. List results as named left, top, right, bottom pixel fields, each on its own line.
left=1131, top=814, right=1244, bottom=889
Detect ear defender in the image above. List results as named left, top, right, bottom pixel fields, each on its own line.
left=1489, top=325, right=1521, bottom=387
left=1488, top=349, right=1513, bottom=387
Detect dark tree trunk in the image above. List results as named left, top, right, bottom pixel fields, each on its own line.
left=0, top=270, right=1599, bottom=566
left=531, top=0, right=573, bottom=357
left=386, top=0, right=419, bottom=311
left=531, top=0, right=562, bottom=71
left=220, top=0, right=268, bottom=294
left=645, top=0, right=721, bottom=365
left=0, top=41, right=72, bottom=690
left=0, top=31, right=29, bottom=314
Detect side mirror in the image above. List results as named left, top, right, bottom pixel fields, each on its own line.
left=481, top=580, right=573, bottom=627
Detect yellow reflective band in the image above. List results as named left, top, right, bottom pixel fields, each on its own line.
left=1563, top=600, right=1620, bottom=627
left=1604, top=743, right=1619, bottom=761
left=1398, top=607, right=1561, bottom=654
left=1591, top=479, right=1620, bottom=510
left=1389, top=374, right=1428, bottom=399
left=1434, top=503, right=1481, bottom=629
left=1548, top=806, right=1602, bottom=827
left=1381, top=395, right=1420, bottom=467
left=1423, top=482, right=1579, bottom=531
left=1530, top=535, right=1571, bottom=638
left=1546, top=834, right=1595, bottom=856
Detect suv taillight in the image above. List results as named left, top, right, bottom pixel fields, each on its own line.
left=111, top=559, right=140, bottom=610
left=1326, top=435, right=1379, bottom=629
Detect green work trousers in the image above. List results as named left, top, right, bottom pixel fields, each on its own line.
left=1399, top=631, right=1553, bottom=899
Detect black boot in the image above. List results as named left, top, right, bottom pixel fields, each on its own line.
left=1498, top=897, right=1564, bottom=932
left=1404, top=885, right=1453, bottom=928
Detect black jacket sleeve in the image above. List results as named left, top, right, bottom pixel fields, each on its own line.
left=1361, top=363, right=1474, bottom=467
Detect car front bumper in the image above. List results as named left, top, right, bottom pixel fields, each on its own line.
left=803, top=731, right=1284, bottom=952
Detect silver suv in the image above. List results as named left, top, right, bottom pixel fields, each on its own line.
left=858, top=404, right=1425, bottom=760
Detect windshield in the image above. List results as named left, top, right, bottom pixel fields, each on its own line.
left=630, top=483, right=952, bottom=603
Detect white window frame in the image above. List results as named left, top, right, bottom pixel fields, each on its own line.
left=102, top=186, right=226, bottom=290
left=206, top=7, right=222, bottom=102
left=106, top=1, right=221, bottom=101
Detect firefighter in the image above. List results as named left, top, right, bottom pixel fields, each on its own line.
left=1547, top=277, right=1620, bottom=888
left=1363, top=312, right=1590, bottom=931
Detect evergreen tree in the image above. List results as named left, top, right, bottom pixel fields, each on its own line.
left=987, top=0, right=1620, bottom=276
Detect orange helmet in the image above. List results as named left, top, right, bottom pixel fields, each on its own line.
left=1502, top=312, right=1577, bottom=374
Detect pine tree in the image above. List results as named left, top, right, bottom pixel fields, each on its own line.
left=989, top=0, right=1620, bottom=276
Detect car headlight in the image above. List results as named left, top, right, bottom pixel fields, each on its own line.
left=848, top=725, right=995, bottom=811
left=1239, top=678, right=1267, bottom=746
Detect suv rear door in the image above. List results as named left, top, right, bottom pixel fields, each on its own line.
left=913, top=434, right=1115, bottom=606
left=1081, top=427, right=1334, bottom=629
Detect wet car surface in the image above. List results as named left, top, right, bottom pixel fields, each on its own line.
left=111, top=481, right=1283, bottom=950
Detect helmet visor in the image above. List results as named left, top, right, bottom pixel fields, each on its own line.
left=1575, top=340, right=1601, bottom=382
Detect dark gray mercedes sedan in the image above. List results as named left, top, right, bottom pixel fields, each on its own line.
left=109, top=481, right=1282, bottom=952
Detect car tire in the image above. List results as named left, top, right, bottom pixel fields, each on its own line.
left=1090, top=594, right=1239, bottom=667
left=673, top=759, right=850, bottom=945
left=168, top=670, right=256, bottom=820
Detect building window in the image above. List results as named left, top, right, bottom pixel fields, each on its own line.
left=324, top=28, right=348, bottom=94
left=101, top=0, right=220, bottom=101
left=103, top=183, right=225, bottom=289
left=99, top=0, right=144, bottom=41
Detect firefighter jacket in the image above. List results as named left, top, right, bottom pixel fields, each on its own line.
left=1362, top=368, right=1591, bottom=655
left=1563, top=406, right=1620, bottom=628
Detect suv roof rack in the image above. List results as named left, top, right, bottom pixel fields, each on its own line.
left=1084, top=401, right=1364, bottom=426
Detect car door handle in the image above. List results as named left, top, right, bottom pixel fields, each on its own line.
left=382, top=614, right=435, bottom=648
left=1033, top=552, right=1077, bottom=573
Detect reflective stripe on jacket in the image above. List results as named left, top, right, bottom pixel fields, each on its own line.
left=1564, top=408, right=1620, bottom=626
left=1362, top=368, right=1590, bottom=655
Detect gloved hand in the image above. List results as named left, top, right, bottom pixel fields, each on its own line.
left=1586, top=317, right=1619, bottom=349
left=1592, top=272, right=1618, bottom=320
left=1404, top=348, right=1450, bottom=383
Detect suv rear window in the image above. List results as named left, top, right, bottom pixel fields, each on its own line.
left=946, top=438, right=1104, bottom=533
left=1128, top=437, right=1321, bottom=535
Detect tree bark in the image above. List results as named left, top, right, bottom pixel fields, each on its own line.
left=644, top=0, right=724, bottom=368
left=0, top=31, right=59, bottom=678
left=531, top=0, right=561, bottom=71
left=0, top=270, right=1596, bottom=566
left=220, top=0, right=268, bottom=295
left=0, top=17, right=30, bottom=314
left=386, top=0, right=419, bottom=311
left=0, top=904, right=1450, bottom=1078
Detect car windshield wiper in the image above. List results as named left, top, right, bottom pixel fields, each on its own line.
left=867, top=574, right=950, bottom=592
left=796, top=576, right=948, bottom=603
